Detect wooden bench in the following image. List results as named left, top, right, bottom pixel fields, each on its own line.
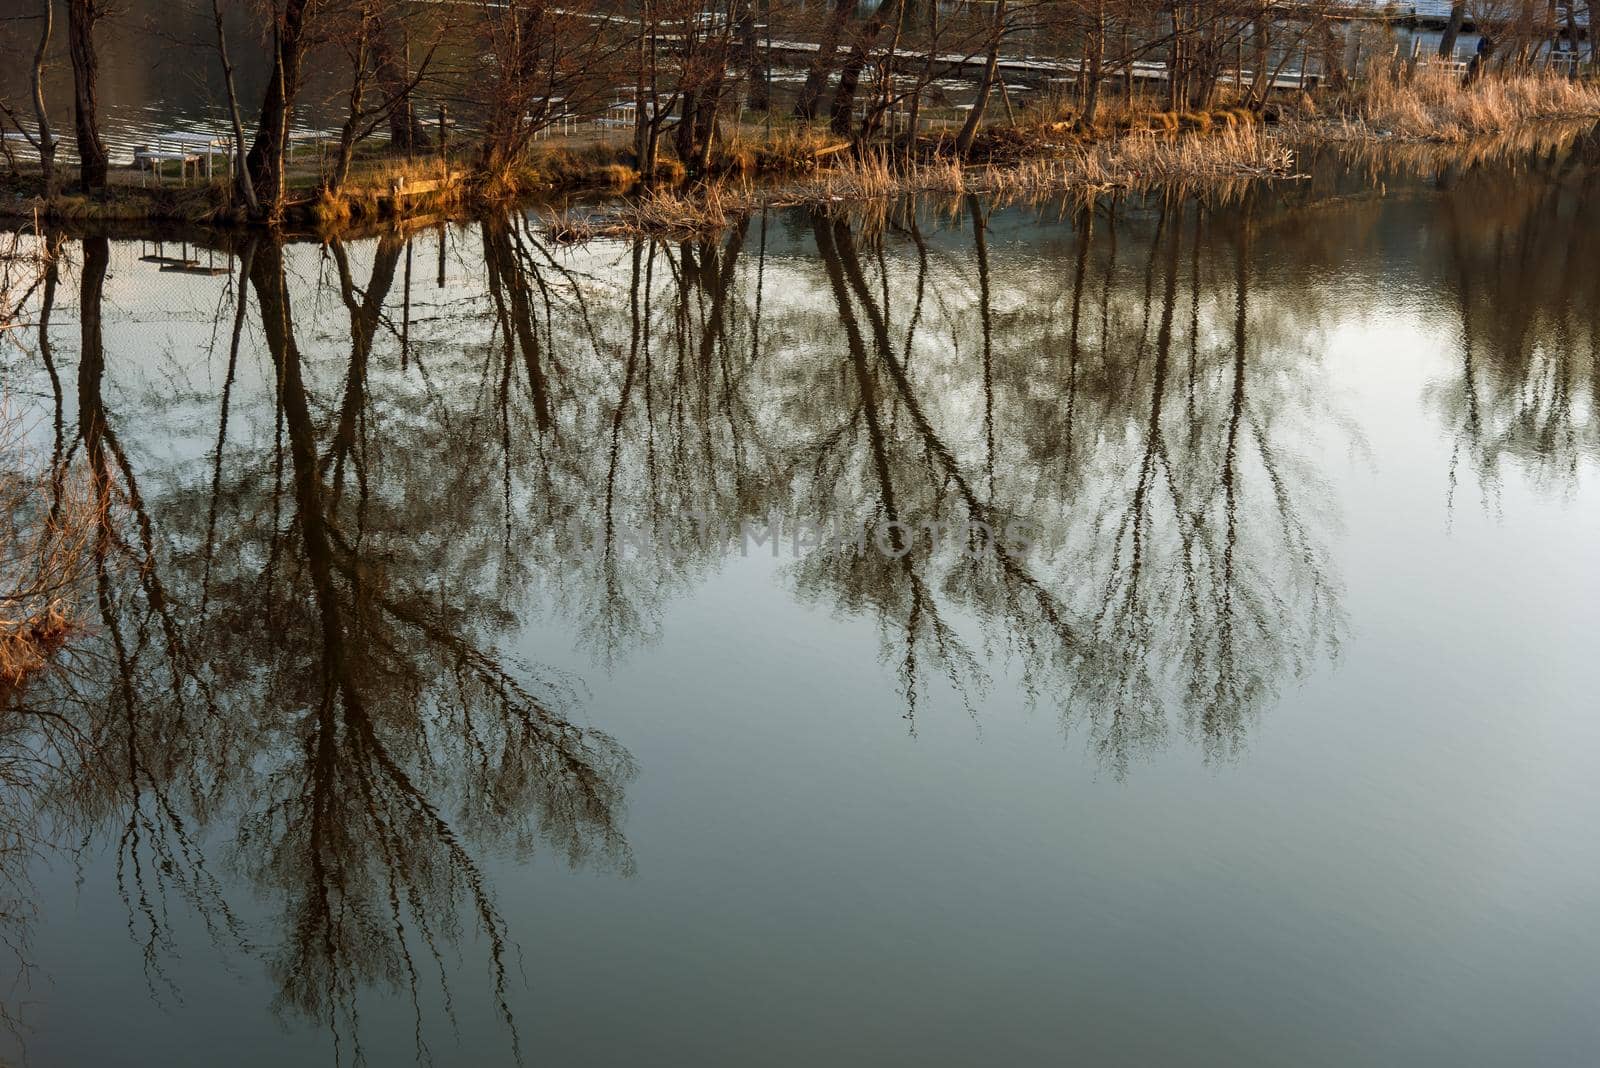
left=134, top=148, right=203, bottom=186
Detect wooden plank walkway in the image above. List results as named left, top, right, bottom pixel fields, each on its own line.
left=760, top=37, right=1323, bottom=92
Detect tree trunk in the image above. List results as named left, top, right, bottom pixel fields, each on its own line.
left=1562, top=0, right=1580, bottom=71
left=1249, top=15, right=1270, bottom=106
left=210, top=0, right=261, bottom=215
left=955, top=0, right=1006, bottom=156
left=331, top=104, right=363, bottom=195
left=903, top=0, right=938, bottom=159
left=676, top=88, right=698, bottom=163
left=246, top=0, right=315, bottom=214
left=695, top=91, right=721, bottom=175
left=373, top=23, right=429, bottom=152
left=857, top=0, right=908, bottom=146
left=31, top=0, right=59, bottom=198
left=742, top=0, right=769, bottom=110
left=66, top=0, right=109, bottom=191
left=795, top=0, right=852, bottom=119
left=1083, top=1, right=1105, bottom=127
left=829, top=0, right=901, bottom=137
left=328, top=14, right=374, bottom=196
left=634, top=6, right=657, bottom=178
left=1167, top=4, right=1184, bottom=111
left=1439, top=2, right=1467, bottom=58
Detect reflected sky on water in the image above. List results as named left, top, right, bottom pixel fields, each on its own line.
left=1, top=145, right=1598, bottom=1065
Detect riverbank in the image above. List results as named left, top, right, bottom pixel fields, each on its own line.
left=0, top=105, right=1263, bottom=229
left=553, top=121, right=1293, bottom=240
left=4, top=70, right=1598, bottom=240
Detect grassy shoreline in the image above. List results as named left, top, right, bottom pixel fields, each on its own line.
left=4, top=71, right=1598, bottom=240
left=0, top=106, right=1269, bottom=227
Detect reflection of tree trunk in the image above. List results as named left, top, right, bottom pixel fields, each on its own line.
left=326, top=236, right=403, bottom=493
left=74, top=240, right=121, bottom=693
left=1065, top=203, right=1094, bottom=464
left=967, top=196, right=996, bottom=494
left=828, top=212, right=1084, bottom=679
left=814, top=210, right=959, bottom=720
left=247, top=242, right=353, bottom=708
left=1442, top=199, right=1481, bottom=512
left=1122, top=205, right=1182, bottom=615
left=816, top=215, right=899, bottom=523
left=201, top=241, right=256, bottom=618
left=77, top=237, right=110, bottom=475
left=1208, top=212, right=1250, bottom=738
left=33, top=242, right=63, bottom=502
left=483, top=221, right=552, bottom=433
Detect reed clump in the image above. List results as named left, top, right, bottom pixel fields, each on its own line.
left=566, top=123, right=1293, bottom=239
left=1329, top=63, right=1600, bottom=141
left=312, top=157, right=466, bottom=223
left=523, top=142, right=646, bottom=189
left=606, top=182, right=756, bottom=237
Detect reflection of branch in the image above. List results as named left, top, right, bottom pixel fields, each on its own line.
left=244, top=240, right=633, bottom=1060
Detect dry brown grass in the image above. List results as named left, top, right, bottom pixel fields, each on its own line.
left=605, top=182, right=754, bottom=237
left=553, top=123, right=1295, bottom=240
left=1324, top=63, right=1600, bottom=142
left=798, top=125, right=1292, bottom=203
left=314, top=157, right=468, bottom=224
left=735, top=124, right=849, bottom=174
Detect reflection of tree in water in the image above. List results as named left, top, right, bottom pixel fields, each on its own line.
left=243, top=241, right=634, bottom=1061
left=7, top=234, right=636, bottom=1063
left=0, top=174, right=1424, bottom=1051
left=1433, top=131, right=1600, bottom=508
left=355, top=196, right=1346, bottom=770
left=785, top=197, right=1344, bottom=771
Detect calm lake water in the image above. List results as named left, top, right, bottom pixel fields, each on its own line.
left=1, top=145, right=1598, bottom=1066
left=0, top=0, right=345, bottom=165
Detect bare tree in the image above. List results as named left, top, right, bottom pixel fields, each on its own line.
left=795, top=0, right=854, bottom=119
left=0, top=1, right=60, bottom=196
left=1439, top=0, right=1468, bottom=58
left=956, top=0, right=1008, bottom=156
left=66, top=0, right=110, bottom=191
left=209, top=0, right=261, bottom=215
left=245, top=0, right=316, bottom=216
left=324, top=1, right=443, bottom=194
